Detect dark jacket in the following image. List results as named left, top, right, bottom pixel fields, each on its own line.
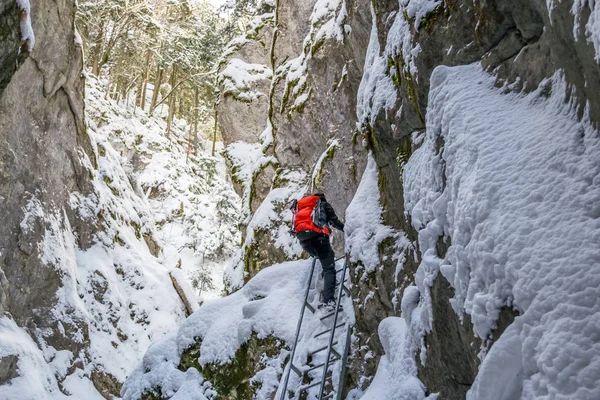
left=320, top=195, right=344, bottom=232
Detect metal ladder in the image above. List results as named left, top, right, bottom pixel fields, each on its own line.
left=279, top=256, right=353, bottom=400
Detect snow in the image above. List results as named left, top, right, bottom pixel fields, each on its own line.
left=403, top=63, right=600, bottom=399
left=345, top=153, right=408, bottom=275
left=224, top=141, right=276, bottom=219
left=17, top=0, right=35, bottom=52
left=311, top=0, right=348, bottom=43
left=311, top=138, right=339, bottom=191
left=224, top=166, right=306, bottom=289
left=571, top=0, right=600, bottom=61
left=123, top=258, right=355, bottom=400
left=358, top=317, right=434, bottom=400
left=0, top=73, right=242, bottom=399
left=402, top=0, right=442, bottom=31
left=220, top=13, right=274, bottom=60
left=274, top=0, right=348, bottom=112
left=85, top=75, right=241, bottom=302
left=218, top=58, right=272, bottom=101
left=357, top=1, right=441, bottom=126
left=0, top=317, right=72, bottom=400
left=356, top=5, right=397, bottom=127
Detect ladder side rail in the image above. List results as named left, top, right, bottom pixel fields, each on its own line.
left=335, top=323, right=353, bottom=400
left=318, top=257, right=349, bottom=399
left=279, top=258, right=318, bottom=400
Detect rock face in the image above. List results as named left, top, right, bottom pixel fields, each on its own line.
left=0, top=0, right=92, bottom=383
left=217, top=0, right=600, bottom=398
left=1, top=2, right=194, bottom=398
left=218, top=0, right=372, bottom=290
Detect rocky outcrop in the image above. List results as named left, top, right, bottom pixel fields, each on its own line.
left=358, top=1, right=599, bottom=397
left=219, top=0, right=373, bottom=290
left=0, top=0, right=93, bottom=384
left=217, top=0, right=600, bottom=398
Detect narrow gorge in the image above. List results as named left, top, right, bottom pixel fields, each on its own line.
left=1, top=0, right=599, bottom=399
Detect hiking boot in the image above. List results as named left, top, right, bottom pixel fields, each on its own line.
left=322, top=300, right=342, bottom=313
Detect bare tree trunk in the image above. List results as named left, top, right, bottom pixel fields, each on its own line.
left=91, top=21, right=105, bottom=77
left=193, top=86, right=199, bottom=155
left=166, top=64, right=177, bottom=137
left=140, top=49, right=152, bottom=110
left=150, top=64, right=163, bottom=113
left=186, top=122, right=193, bottom=163
left=105, top=74, right=111, bottom=99
left=211, top=108, right=218, bottom=157
left=169, top=271, right=194, bottom=316
left=136, top=76, right=144, bottom=107
left=121, top=81, right=127, bottom=105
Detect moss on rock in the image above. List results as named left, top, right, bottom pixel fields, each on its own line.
left=178, top=333, right=285, bottom=400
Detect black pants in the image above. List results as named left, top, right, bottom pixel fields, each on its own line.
left=299, top=234, right=336, bottom=303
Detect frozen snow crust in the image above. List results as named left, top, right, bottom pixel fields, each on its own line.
left=404, top=63, right=600, bottom=399
left=122, top=258, right=355, bottom=400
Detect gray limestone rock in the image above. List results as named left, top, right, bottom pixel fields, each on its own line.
left=0, top=0, right=103, bottom=392
left=217, top=0, right=600, bottom=398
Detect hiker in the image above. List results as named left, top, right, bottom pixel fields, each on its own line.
left=291, top=193, right=344, bottom=310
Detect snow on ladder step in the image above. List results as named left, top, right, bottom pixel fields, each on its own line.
left=290, top=363, right=303, bottom=377
left=298, top=380, right=324, bottom=393
left=314, top=323, right=346, bottom=339
left=303, top=356, right=339, bottom=374
left=308, top=341, right=338, bottom=357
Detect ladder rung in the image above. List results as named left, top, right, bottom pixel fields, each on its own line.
left=320, top=308, right=342, bottom=320
left=343, top=285, right=351, bottom=296
left=308, top=341, right=338, bottom=356
left=331, top=347, right=341, bottom=360
left=305, top=301, right=316, bottom=313
left=314, top=323, right=345, bottom=338
left=298, top=380, right=322, bottom=392
left=302, top=356, right=338, bottom=374
left=336, top=268, right=344, bottom=274
left=290, top=363, right=303, bottom=377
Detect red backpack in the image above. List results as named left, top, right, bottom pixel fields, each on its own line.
left=290, top=195, right=331, bottom=236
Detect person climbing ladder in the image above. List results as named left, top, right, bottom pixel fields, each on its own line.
left=290, top=193, right=344, bottom=310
